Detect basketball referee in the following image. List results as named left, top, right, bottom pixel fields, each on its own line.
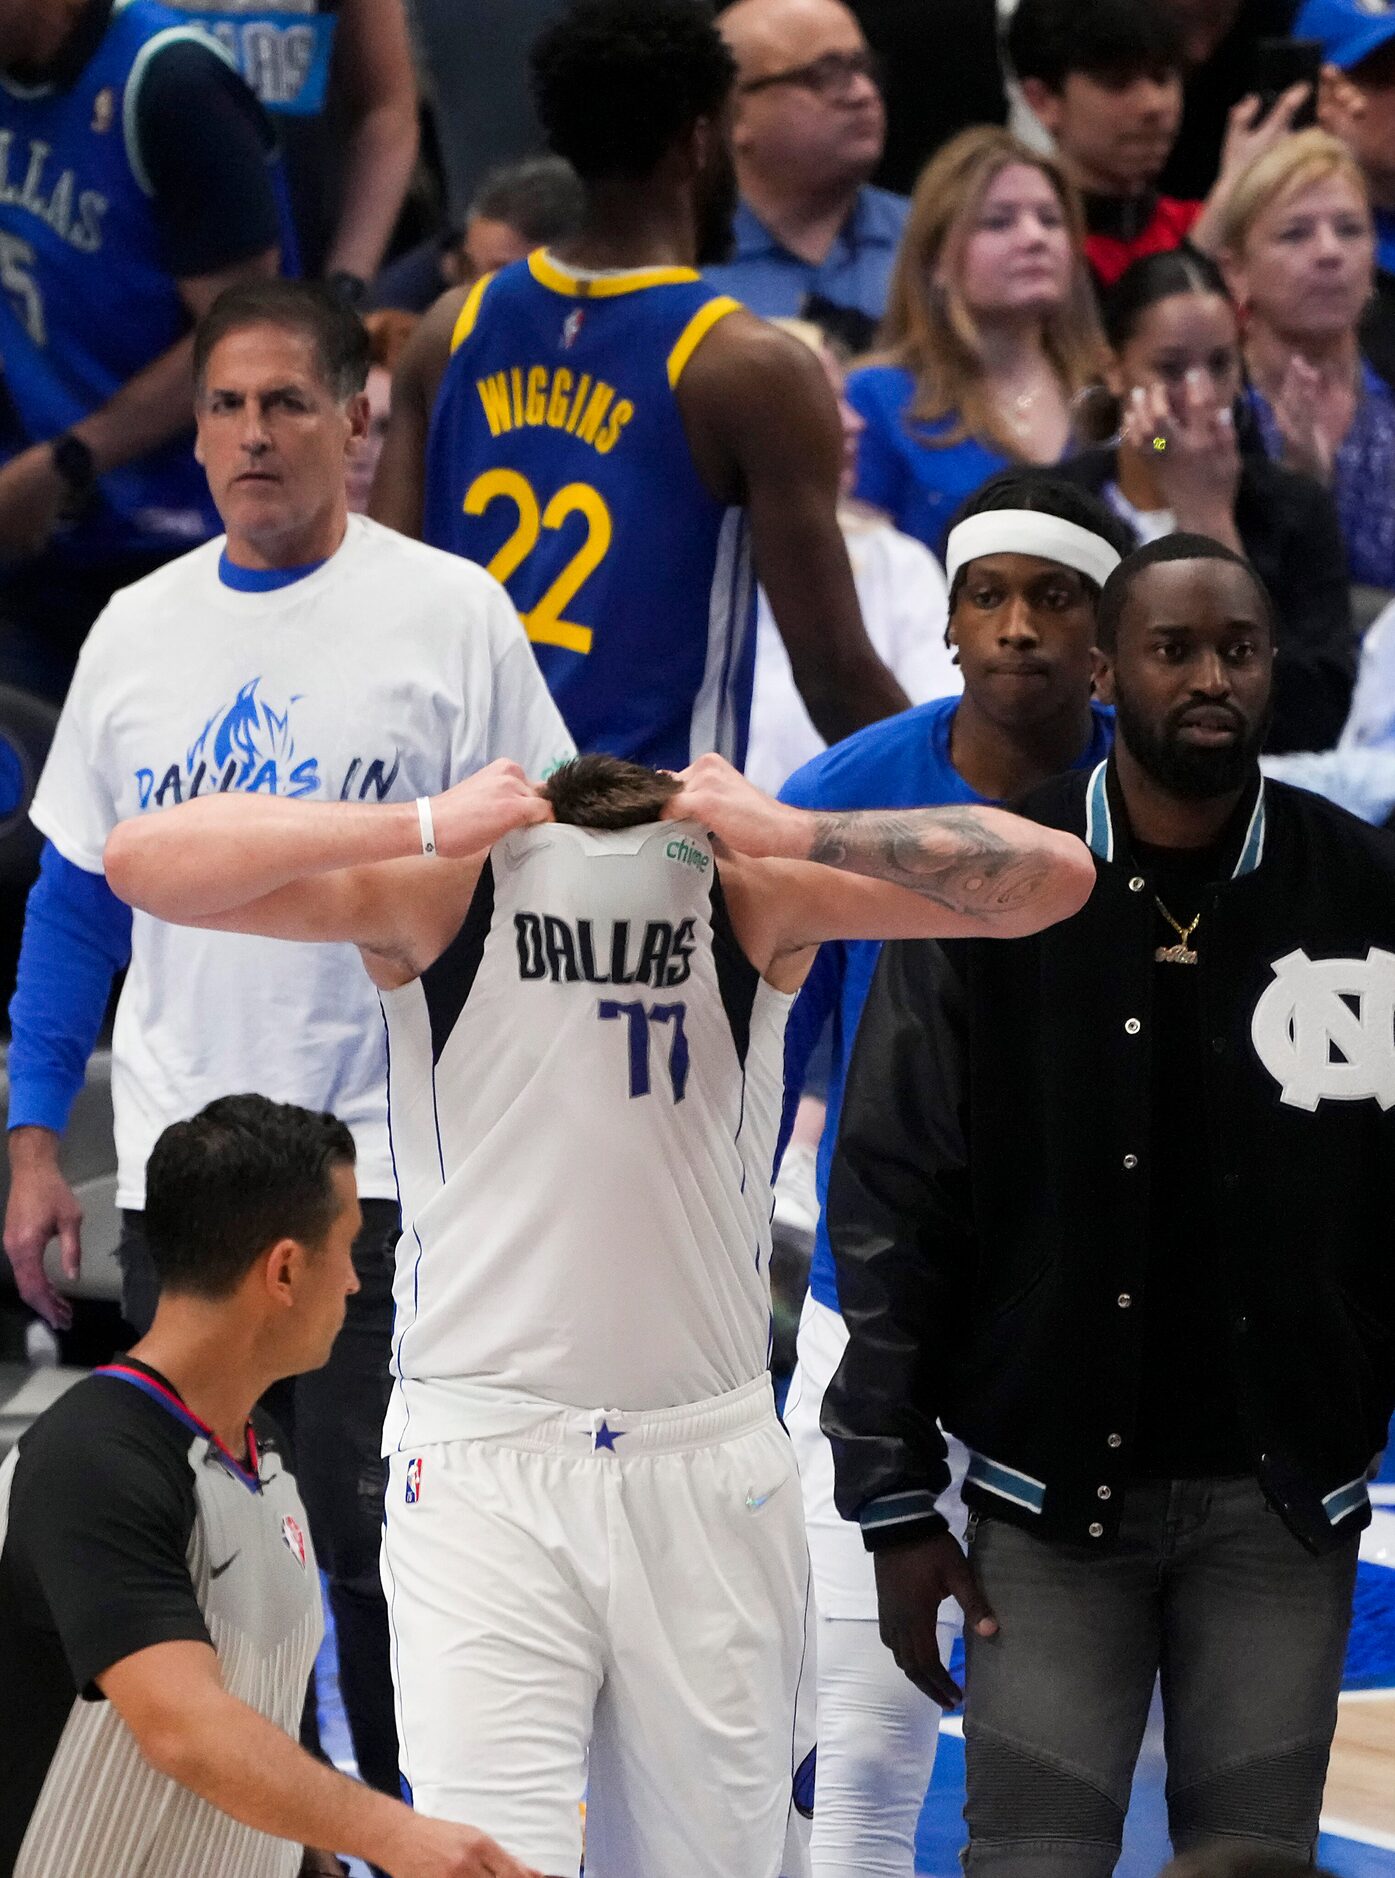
left=0, top=1094, right=536, bottom=1878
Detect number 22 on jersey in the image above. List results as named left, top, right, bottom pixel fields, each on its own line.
left=463, top=469, right=612, bottom=655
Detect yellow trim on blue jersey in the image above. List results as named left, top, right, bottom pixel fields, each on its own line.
left=666, top=297, right=742, bottom=389
left=527, top=250, right=702, bottom=300
left=450, top=273, right=497, bottom=355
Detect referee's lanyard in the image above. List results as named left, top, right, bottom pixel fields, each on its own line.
left=94, top=1364, right=262, bottom=1493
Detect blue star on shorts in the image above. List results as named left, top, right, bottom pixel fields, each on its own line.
left=594, top=1421, right=623, bottom=1452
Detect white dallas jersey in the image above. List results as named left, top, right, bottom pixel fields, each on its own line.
left=380, top=820, right=792, bottom=1446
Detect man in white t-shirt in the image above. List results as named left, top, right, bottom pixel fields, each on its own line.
left=3, top=280, right=572, bottom=1839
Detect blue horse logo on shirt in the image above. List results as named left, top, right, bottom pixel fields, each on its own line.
left=133, top=678, right=408, bottom=809
left=135, top=677, right=318, bottom=808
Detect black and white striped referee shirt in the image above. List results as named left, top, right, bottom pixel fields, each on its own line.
left=0, top=1358, right=322, bottom=1877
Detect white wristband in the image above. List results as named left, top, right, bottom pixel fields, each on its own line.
left=416, top=795, right=438, bottom=858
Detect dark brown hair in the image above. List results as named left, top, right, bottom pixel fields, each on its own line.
left=144, top=1094, right=355, bottom=1300
left=194, top=280, right=370, bottom=402
left=543, top=754, right=681, bottom=829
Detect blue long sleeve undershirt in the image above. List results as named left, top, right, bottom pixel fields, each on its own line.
left=7, top=842, right=133, bottom=1134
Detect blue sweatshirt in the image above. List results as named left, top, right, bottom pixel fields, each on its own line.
left=780, top=695, right=1114, bottom=1312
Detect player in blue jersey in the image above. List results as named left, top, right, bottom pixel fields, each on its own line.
left=372, top=0, right=908, bottom=772
left=778, top=471, right=1133, bottom=1878
left=0, top=0, right=286, bottom=699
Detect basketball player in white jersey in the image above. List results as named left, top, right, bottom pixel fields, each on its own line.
left=103, top=752, right=1094, bottom=1878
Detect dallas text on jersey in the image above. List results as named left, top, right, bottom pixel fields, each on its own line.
left=514, top=914, right=696, bottom=988
left=0, top=134, right=105, bottom=253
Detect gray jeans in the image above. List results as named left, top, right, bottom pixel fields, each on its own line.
left=961, top=1477, right=1359, bottom=1877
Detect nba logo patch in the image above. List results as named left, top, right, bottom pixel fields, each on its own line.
left=280, top=1514, right=307, bottom=1569
left=562, top=309, right=585, bottom=350
left=91, top=87, right=115, bottom=133
left=405, top=1457, right=422, bottom=1505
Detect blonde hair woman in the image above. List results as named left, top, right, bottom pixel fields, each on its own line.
left=846, top=126, right=1103, bottom=558
left=1220, top=128, right=1395, bottom=588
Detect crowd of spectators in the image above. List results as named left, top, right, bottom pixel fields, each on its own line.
left=3, top=0, right=1395, bottom=1872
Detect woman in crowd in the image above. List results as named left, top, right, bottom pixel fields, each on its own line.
left=1220, top=128, right=1395, bottom=593
left=845, top=126, right=1103, bottom=560
left=1059, top=247, right=1354, bottom=752
left=745, top=320, right=960, bottom=797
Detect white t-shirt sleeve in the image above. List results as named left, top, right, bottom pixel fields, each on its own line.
left=480, top=583, right=576, bottom=778
left=28, top=626, right=121, bottom=872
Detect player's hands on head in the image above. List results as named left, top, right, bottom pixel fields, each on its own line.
left=393, top=1812, right=544, bottom=1878
left=3, top=1130, right=82, bottom=1331
left=661, top=753, right=804, bottom=860
left=431, top=759, right=553, bottom=859
left=874, top=1530, right=997, bottom=1708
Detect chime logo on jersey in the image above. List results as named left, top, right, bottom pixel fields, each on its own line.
left=281, top=1514, right=307, bottom=1568
left=1251, top=947, right=1395, bottom=1111
left=405, top=1457, right=423, bottom=1505
left=665, top=835, right=710, bottom=874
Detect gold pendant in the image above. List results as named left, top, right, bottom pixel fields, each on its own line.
left=1154, top=942, right=1198, bottom=966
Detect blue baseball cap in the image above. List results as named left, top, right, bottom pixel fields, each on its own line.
left=1297, top=0, right=1395, bottom=71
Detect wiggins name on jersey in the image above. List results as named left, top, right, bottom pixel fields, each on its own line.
left=423, top=252, right=758, bottom=773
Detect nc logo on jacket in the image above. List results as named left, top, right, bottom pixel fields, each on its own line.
left=1251, top=948, right=1395, bottom=1111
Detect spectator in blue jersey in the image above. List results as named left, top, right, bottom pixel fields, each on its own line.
left=2, top=281, right=571, bottom=1832
left=778, top=469, right=1129, bottom=1878
left=164, top=0, right=419, bottom=297
left=0, top=0, right=287, bottom=702
left=704, top=0, right=907, bottom=339
left=845, top=128, right=1105, bottom=563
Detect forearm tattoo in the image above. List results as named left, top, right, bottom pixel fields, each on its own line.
left=807, top=807, right=1053, bottom=920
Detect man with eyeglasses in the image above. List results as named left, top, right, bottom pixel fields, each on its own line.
left=707, top=0, right=908, bottom=340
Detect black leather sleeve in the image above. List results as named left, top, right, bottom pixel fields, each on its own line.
left=821, top=934, right=975, bottom=1547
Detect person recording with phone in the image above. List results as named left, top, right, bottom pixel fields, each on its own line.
left=1008, top=0, right=1313, bottom=292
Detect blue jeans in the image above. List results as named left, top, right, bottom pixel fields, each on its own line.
left=961, top=1477, right=1359, bottom=1876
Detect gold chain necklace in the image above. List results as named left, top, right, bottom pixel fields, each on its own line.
left=1154, top=895, right=1200, bottom=966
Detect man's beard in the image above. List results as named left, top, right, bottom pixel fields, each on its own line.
left=695, top=153, right=739, bottom=266
left=1113, top=685, right=1269, bottom=799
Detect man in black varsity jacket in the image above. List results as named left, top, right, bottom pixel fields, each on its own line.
left=825, top=532, right=1395, bottom=1876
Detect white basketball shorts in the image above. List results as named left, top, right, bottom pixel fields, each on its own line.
left=382, top=1374, right=815, bottom=1878
left=784, top=1292, right=968, bottom=1622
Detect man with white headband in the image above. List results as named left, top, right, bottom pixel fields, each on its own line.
left=778, top=470, right=1130, bottom=1878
